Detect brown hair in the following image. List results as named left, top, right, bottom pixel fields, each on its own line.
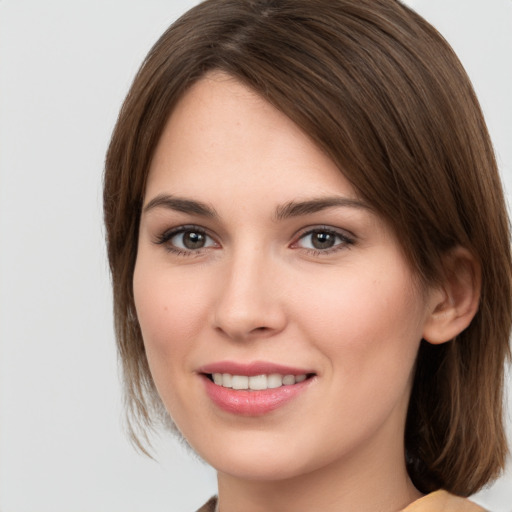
left=104, top=0, right=511, bottom=496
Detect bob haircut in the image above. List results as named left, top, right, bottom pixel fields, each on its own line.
left=104, top=0, right=511, bottom=497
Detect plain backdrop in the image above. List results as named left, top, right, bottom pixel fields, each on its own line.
left=0, top=1, right=511, bottom=511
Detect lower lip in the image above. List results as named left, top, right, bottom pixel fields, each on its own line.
left=202, top=375, right=313, bottom=416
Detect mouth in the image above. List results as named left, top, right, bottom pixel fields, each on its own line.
left=199, top=362, right=317, bottom=415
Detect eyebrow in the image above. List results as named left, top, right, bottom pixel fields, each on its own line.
left=143, top=194, right=219, bottom=218
left=273, top=196, right=371, bottom=220
left=142, top=194, right=370, bottom=220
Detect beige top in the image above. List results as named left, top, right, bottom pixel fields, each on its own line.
left=196, top=490, right=487, bottom=512
left=402, top=491, right=487, bottom=511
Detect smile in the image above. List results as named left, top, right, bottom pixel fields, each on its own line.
left=200, top=364, right=316, bottom=415
left=210, top=373, right=308, bottom=390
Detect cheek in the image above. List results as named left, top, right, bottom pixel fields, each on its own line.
left=298, top=264, right=425, bottom=385
left=132, top=259, right=214, bottom=423
left=133, top=261, right=207, bottom=363
left=292, top=271, right=425, bottom=450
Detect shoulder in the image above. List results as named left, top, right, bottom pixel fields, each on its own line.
left=402, top=490, right=487, bottom=512
left=196, top=496, right=218, bottom=512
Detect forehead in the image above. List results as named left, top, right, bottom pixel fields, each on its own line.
left=145, top=72, right=360, bottom=206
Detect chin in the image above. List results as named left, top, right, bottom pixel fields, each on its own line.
left=187, top=428, right=329, bottom=482
left=209, top=453, right=310, bottom=482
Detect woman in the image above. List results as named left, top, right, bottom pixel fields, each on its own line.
left=103, top=0, right=511, bottom=510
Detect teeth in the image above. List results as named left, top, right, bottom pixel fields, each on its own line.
left=249, top=374, right=267, bottom=390
left=222, top=373, right=232, bottom=388
left=232, top=375, right=249, bottom=390
left=211, top=373, right=308, bottom=390
left=282, top=374, right=295, bottom=385
left=267, top=374, right=283, bottom=388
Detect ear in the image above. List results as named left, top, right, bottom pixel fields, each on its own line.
left=422, top=247, right=481, bottom=345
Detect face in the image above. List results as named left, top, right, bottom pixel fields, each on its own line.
left=133, top=73, right=439, bottom=483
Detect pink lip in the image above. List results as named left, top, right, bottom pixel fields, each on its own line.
left=199, top=360, right=312, bottom=376
left=198, top=361, right=315, bottom=416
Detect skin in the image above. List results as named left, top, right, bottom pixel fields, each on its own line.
left=133, top=73, right=447, bottom=512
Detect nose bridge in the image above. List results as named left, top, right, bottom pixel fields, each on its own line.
left=212, top=240, right=285, bottom=339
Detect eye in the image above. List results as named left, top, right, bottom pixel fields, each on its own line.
left=172, top=230, right=213, bottom=250
left=155, top=226, right=218, bottom=254
left=294, top=228, right=353, bottom=252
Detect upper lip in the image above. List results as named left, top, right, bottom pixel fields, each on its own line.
left=198, top=361, right=314, bottom=376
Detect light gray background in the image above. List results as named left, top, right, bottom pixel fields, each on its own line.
left=0, top=1, right=511, bottom=511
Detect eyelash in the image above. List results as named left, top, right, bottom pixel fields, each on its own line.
left=154, top=225, right=355, bottom=257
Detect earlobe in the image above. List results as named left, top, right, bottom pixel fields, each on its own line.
left=422, top=247, right=481, bottom=345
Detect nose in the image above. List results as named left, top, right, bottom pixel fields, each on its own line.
left=211, top=246, right=287, bottom=341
